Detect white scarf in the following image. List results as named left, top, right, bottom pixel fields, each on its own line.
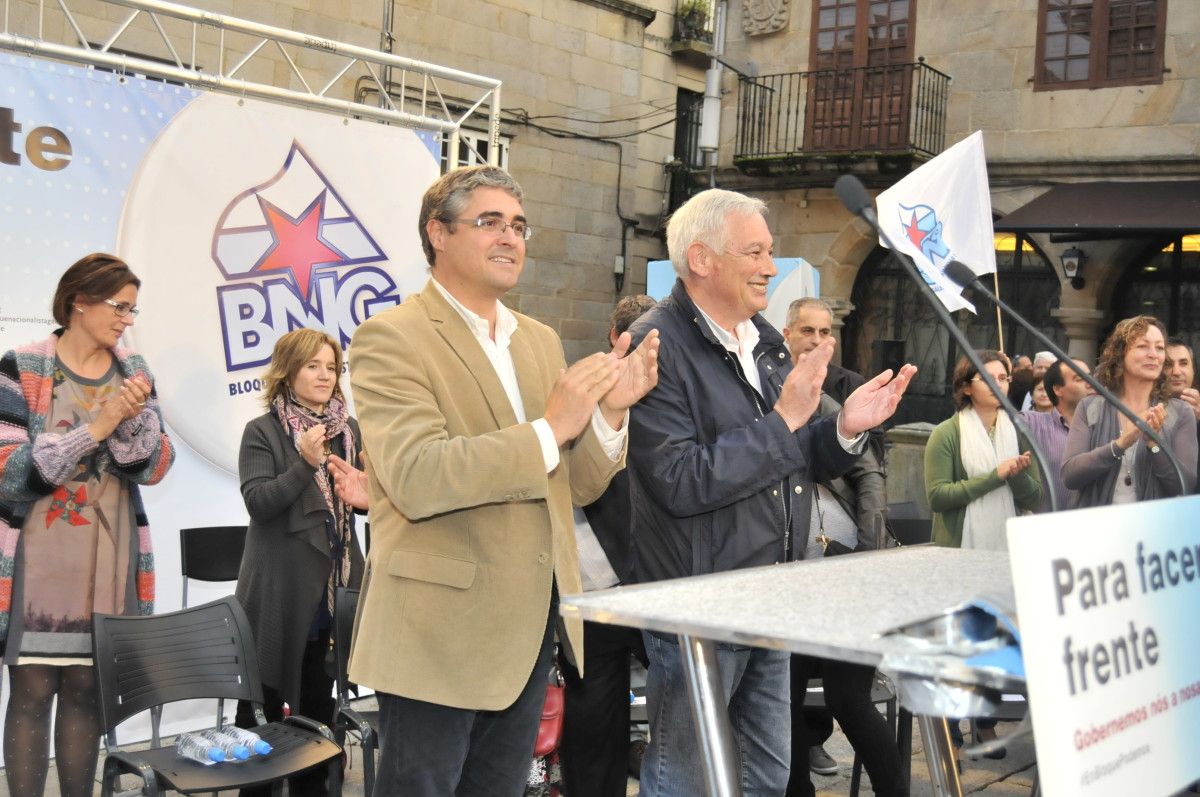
left=958, top=407, right=1019, bottom=551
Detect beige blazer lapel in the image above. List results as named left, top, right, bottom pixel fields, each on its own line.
left=420, top=281, right=519, bottom=430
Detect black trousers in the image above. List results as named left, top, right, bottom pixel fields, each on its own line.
left=786, top=654, right=907, bottom=797
left=558, top=620, right=647, bottom=797
left=235, top=628, right=336, bottom=797
left=371, top=589, right=558, bottom=797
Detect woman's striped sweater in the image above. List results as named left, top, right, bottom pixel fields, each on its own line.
left=0, top=331, right=174, bottom=643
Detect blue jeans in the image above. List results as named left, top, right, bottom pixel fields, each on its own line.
left=639, top=632, right=791, bottom=797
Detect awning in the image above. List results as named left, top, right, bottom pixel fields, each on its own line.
left=993, top=180, right=1200, bottom=237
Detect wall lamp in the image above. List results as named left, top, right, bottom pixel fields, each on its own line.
left=1060, top=246, right=1087, bottom=290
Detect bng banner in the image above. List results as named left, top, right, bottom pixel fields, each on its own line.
left=1, top=52, right=439, bottom=476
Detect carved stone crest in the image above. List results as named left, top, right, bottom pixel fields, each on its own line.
left=743, top=0, right=789, bottom=36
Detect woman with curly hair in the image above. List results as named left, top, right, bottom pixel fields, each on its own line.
left=1062, top=315, right=1197, bottom=507
left=0, top=253, right=174, bottom=796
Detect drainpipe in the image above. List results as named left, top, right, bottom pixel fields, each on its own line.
left=698, top=0, right=726, bottom=186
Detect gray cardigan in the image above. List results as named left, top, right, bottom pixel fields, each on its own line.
left=234, top=412, right=364, bottom=709
left=1061, top=394, right=1198, bottom=508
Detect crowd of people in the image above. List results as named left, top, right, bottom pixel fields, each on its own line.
left=1, top=166, right=1197, bottom=797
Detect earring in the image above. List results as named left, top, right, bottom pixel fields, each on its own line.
left=74, top=305, right=83, bottom=312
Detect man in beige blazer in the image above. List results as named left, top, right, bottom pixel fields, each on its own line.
left=339, top=165, right=659, bottom=796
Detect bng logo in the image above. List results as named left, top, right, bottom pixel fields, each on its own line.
left=211, top=141, right=399, bottom=371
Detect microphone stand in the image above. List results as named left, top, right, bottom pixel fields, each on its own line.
left=834, top=174, right=1062, bottom=512
left=942, top=261, right=1188, bottom=497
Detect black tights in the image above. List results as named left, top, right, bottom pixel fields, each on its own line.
left=4, top=664, right=103, bottom=797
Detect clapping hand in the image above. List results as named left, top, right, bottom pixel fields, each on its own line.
left=774, top=337, right=834, bottom=432
left=998, top=451, right=1032, bottom=480
left=598, top=329, right=660, bottom=424
left=1116, top=403, right=1167, bottom=450
left=839, top=363, right=918, bottom=437
left=89, top=375, right=152, bottom=441
left=327, top=452, right=370, bottom=510
left=298, top=425, right=327, bottom=468
left=1180, top=388, right=1200, bottom=421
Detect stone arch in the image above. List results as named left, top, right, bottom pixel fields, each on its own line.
left=817, top=215, right=877, bottom=301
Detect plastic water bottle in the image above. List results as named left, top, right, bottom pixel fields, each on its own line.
left=216, top=725, right=273, bottom=756
left=195, top=728, right=251, bottom=761
left=175, top=732, right=226, bottom=764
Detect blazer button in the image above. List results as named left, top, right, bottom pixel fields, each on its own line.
left=537, top=553, right=549, bottom=564
left=794, top=485, right=803, bottom=494
left=772, top=489, right=779, bottom=496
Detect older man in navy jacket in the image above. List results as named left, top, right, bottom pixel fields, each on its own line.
left=627, top=188, right=914, bottom=796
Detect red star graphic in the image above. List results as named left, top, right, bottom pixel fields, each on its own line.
left=903, top=211, right=927, bottom=249
left=253, top=193, right=345, bottom=300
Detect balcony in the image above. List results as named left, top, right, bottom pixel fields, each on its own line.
left=734, top=59, right=951, bottom=181
left=670, top=0, right=715, bottom=64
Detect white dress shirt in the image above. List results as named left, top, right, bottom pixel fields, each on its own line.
left=694, top=306, right=865, bottom=450
left=431, top=277, right=626, bottom=471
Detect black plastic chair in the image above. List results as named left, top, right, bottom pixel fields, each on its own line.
left=334, top=586, right=378, bottom=797
left=162, top=525, right=248, bottom=746
left=179, top=526, right=248, bottom=607
left=888, top=518, right=933, bottom=546
left=92, top=596, right=343, bottom=796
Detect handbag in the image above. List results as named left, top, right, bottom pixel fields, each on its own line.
left=533, top=654, right=565, bottom=758
left=812, top=488, right=856, bottom=557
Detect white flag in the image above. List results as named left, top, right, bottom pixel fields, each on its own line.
left=875, top=130, right=996, bottom=313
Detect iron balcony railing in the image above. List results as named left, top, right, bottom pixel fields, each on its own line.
left=735, top=58, right=951, bottom=164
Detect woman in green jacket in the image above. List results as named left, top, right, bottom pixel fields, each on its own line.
left=923, top=349, right=1041, bottom=758
left=925, top=351, right=1042, bottom=550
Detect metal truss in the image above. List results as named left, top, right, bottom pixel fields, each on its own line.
left=0, top=0, right=502, bottom=165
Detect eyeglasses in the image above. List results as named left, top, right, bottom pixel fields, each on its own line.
left=972, top=374, right=1010, bottom=385
left=450, top=216, right=533, bottom=240
left=103, top=299, right=139, bottom=318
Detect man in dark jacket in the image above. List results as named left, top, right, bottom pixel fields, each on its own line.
left=626, top=189, right=915, bottom=796
left=782, top=297, right=863, bottom=405
left=560, top=294, right=657, bottom=797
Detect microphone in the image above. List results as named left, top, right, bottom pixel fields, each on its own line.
left=943, top=260, right=1188, bottom=496
left=834, top=174, right=1063, bottom=512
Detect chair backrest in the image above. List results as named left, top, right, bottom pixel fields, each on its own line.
left=92, top=596, right=265, bottom=734
left=333, top=586, right=360, bottom=703
left=179, top=525, right=248, bottom=582
left=889, top=517, right=933, bottom=546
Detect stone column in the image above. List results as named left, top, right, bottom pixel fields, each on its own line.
left=825, top=296, right=855, bottom=366
left=1051, top=307, right=1107, bottom=363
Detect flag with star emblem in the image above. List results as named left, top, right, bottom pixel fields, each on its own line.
left=874, top=130, right=996, bottom=313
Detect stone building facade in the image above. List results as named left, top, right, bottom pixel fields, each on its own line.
left=710, top=0, right=1199, bottom=374
left=7, top=0, right=1197, bottom=372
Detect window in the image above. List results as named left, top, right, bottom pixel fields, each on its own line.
left=1035, top=0, right=1167, bottom=90
left=667, top=89, right=704, bottom=212
left=441, top=130, right=510, bottom=170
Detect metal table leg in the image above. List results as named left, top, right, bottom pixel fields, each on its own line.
left=678, top=634, right=741, bottom=797
left=917, top=714, right=964, bottom=797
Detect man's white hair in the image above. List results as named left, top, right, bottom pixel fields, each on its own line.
left=666, top=189, right=768, bottom=279
left=1033, top=351, right=1056, bottom=366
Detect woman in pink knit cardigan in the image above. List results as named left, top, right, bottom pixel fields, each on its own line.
left=0, top=253, right=174, bottom=796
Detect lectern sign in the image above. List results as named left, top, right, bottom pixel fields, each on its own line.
left=1008, top=496, right=1200, bottom=797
